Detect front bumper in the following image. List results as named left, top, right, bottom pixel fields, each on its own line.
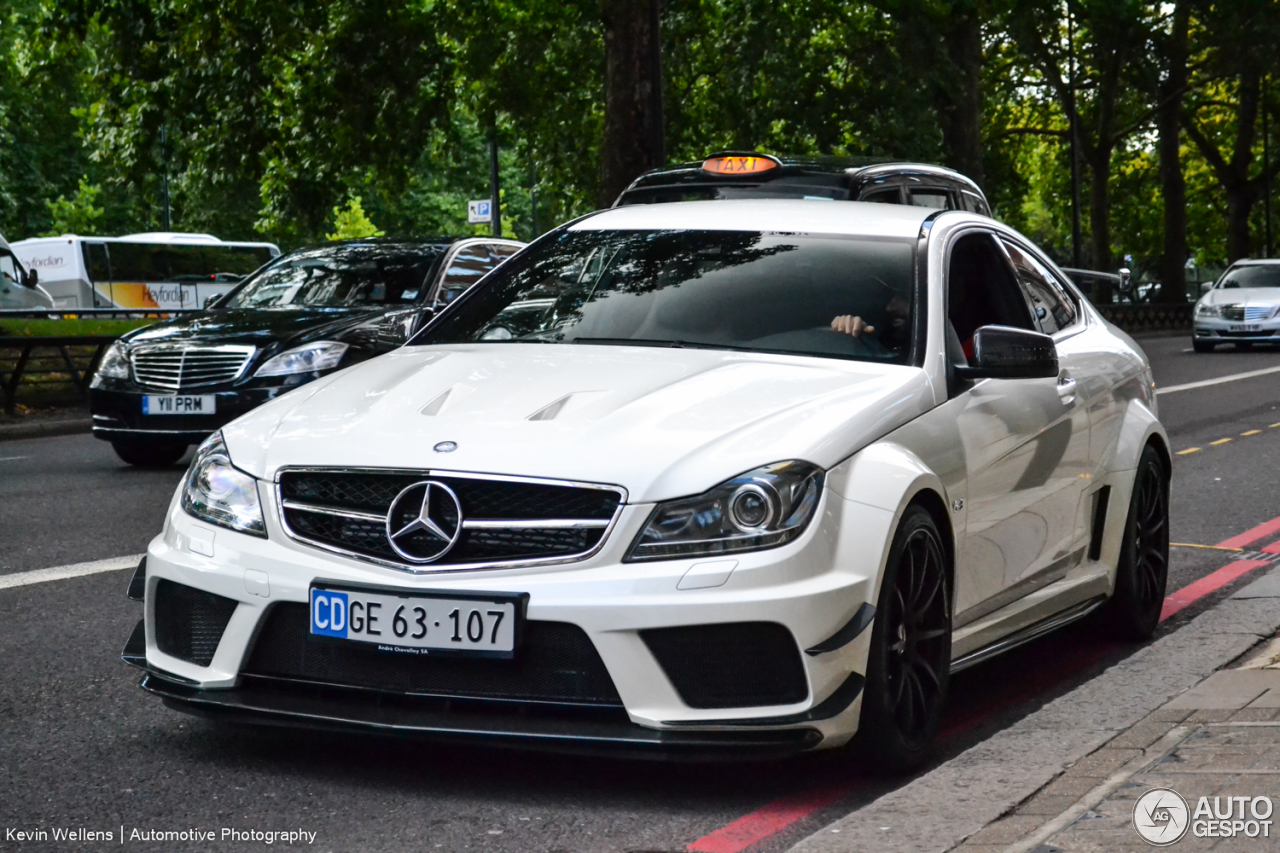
left=127, top=482, right=892, bottom=754
left=1193, top=316, right=1280, bottom=343
left=90, top=385, right=292, bottom=444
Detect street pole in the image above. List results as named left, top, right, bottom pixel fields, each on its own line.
left=1067, top=3, right=1083, bottom=269
left=1265, top=75, right=1273, bottom=257
left=489, top=134, right=502, bottom=238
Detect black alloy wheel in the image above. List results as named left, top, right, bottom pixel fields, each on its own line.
left=855, top=504, right=951, bottom=773
left=1100, top=444, right=1170, bottom=640
left=111, top=438, right=189, bottom=469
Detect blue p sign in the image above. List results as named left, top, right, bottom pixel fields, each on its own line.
left=311, top=589, right=348, bottom=638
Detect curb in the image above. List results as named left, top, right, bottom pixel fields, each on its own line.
left=785, top=564, right=1280, bottom=853
left=0, top=418, right=92, bottom=442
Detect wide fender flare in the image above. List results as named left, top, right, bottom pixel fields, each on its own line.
left=826, top=441, right=956, bottom=608
left=1107, top=398, right=1172, bottom=477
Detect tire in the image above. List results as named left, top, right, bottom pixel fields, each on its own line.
left=854, top=504, right=952, bottom=773
left=1099, top=445, right=1170, bottom=640
left=111, top=438, right=189, bottom=468
left=1236, top=341, right=1254, bottom=351
left=1192, top=339, right=1215, bottom=353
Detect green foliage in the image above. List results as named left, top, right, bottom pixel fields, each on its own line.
left=326, top=197, right=385, bottom=241
left=0, top=317, right=155, bottom=337
left=44, top=177, right=103, bottom=236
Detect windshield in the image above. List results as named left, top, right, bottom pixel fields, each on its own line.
left=224, top=244, right=442, bottom=309
left=1219, top=265, right=1280, bottom=289
left=418, top=230, right=916, bottom=363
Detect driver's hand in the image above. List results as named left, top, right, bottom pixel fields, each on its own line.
left=831, top=315, right=874, bottom=337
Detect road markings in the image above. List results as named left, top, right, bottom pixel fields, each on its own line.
left=1157, top=363, right=1280, bottom=396
left=1243, top=429, right=1262, bottom=436
left=1176, top=447, right=1201, bottom=455
left=1210, top=437, right=1233, bottom=445
left=1171, top=542, right=1243, bottom=552
left=0, top=456, right=27, bottom=462
left=0, top=554, right=143, bottom=591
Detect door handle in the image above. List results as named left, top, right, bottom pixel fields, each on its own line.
left=1057, top=375, right=1077, bottom=404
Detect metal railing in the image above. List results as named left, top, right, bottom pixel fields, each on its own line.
left=0, top=308, right=204, bottom=319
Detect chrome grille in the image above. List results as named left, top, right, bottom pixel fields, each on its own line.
left=131, top=344, right=255, bottom=391
left=277, top=469, right=626, bottom=572
left=1246, top=305, right=1275, bottom=321
left=1221, top=305, right=1245, bottom=321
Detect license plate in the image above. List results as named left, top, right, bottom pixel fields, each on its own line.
left=1228, top=324, right=1262, bottom=333
left=309, top=585, right=523, bottom=658
left=142, top=395, right=216, bottom=415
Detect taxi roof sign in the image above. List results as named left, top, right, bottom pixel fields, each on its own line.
left=700, top=153, right=781, bottom=176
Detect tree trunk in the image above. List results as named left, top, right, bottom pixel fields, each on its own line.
left=936, top=6, right=984, bottom=187
left=1226, top=186, right=1258, bottom=261
left=599, top=0, right=664, bottom=208
left=1087, top=149, right=1112, bottom=273
left=1227, top=72, right=1262, bottom=261
left=1154, top=1, right=1188, bottom=303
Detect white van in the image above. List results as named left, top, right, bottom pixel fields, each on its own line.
left=12, top=232, right=280, bottom=310
left=0, top=233, right=55, bottom=310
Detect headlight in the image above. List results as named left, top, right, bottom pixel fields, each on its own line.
left=90, top=340, right=130, bottom=386
left=253, top=341, right=348, bottom=377
left=625, top=461, right=824, bottom=562
left=181, top=432, right=266, bottom=536
left=1195, top=302, right=1221, bottom=318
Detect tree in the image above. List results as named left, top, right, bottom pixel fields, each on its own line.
left=45, top=177, right=104, bottom=236
left=326, top=197, right=384, bottom=241
left=600, top=0, right=665, bottom=206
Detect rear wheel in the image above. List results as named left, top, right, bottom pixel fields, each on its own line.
left=1192, top=338, right=1215, bottom=353
left=111, top=438, right=188, bottom=468
left=854, top=504, right=951, bottom=773
left=1099, top=445, right=1170, bottom=640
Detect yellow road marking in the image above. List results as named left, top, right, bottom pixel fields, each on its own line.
left=1242, top=429, right=1262, bottom=436
left=1171, top=542, right=1245, bottom=552
left=1211, top=438, right=1233, bottom=445
left=1176, top=447, right=1201, bottom=455
left=1271, top=423, right=1280, bottom=428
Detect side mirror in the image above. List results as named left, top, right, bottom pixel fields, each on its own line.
left=203, top=294, right=222, bottom=309
left=23, top=268, right=38, bottom=288
left=955, top=325, right=1058, bottom=380
left=378, top=307, right=435, bottom=349
left=1200, top=282, right=1212, bottom=295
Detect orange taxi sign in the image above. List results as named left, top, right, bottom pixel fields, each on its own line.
left=700, top=153, right=780, bottom=175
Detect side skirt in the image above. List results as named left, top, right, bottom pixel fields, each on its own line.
left=949, top=595, right=1107, bottom=674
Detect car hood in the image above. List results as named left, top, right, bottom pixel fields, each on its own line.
left=1202, top=288, right=1280, bottom=306
left=222, top=344, right=935, bottom=503
left=122, top=307, right=386, bottom=351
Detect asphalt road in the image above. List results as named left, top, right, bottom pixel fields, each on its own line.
left=2, top=333, right=1280, bottom=853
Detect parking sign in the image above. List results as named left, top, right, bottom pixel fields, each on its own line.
left=467, top=199, right=492, bottom=224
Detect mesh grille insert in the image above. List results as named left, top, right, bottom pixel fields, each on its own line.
left=641, top=622, right=809, bottom=709
left=153, top=579, right=239, bottom=667
left=243, top=603, right=623, bottom=706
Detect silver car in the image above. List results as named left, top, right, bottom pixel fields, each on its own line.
left=1193, top=259, right=1280, bottom=352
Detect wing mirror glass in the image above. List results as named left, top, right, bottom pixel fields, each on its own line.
left=378, top=307, right=435, bottom=349
left=956, top=325, right=1058, bottom=380
left=203, top=294, right=222, bottom=309
left=23, top=268, right=38, bottom=288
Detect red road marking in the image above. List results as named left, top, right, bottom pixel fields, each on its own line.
left=684, top=516, right=1280, bottom=853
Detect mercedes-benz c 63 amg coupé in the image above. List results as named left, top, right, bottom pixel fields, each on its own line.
left=123, top=200, right=1170, bottom=768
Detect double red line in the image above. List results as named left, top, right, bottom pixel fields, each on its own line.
left=687, top=514, right=1280, bottom=853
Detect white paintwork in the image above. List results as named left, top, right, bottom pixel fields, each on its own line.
left=143, top=200, right=1167, bottom=750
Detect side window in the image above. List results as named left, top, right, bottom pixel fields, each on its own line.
left=961, top=190, right=990, bottom=216
left=436, top=245, right=500, bottom=305
left=83, top=243, right=111, bottom=284
left=860, top=187, right=903, bottom=204
left=908, top=188, right=955, bottom=209
left=489, top=243, right=522, bottom=262
left=1000, top=239, right=1078, bottom=334
left=0, top=253, right=18, bottom=285
left=947, top=233, right=1034, bottom=365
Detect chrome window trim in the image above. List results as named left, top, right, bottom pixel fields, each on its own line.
left=274, top=466, right=629, bottom=574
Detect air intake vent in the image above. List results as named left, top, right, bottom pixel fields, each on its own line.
left=641, top=622, right=809, bottom=709
left=131, top=344, right=255, bottom=391
left=153, top=579, right=239, bottom=666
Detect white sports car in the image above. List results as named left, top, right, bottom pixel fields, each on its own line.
left=123, top=200, right=1170, bottom=767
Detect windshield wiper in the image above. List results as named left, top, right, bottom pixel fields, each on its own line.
left=570, top=337, right=689, bottom=348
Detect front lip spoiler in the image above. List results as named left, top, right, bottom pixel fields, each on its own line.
left=137, top=674, right=824, bottom=761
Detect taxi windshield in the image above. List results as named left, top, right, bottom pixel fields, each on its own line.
left=417, top=229, right=916, bottom=364
left=224, top=244, right=441, bottom=309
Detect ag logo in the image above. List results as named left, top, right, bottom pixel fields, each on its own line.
left=385, top=480, right=464, bottom=563
left=1134, top=787, right=1190, bottom=845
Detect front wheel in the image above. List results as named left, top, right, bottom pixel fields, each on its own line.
left=853, top=504, right=951, bottom=773
left=1099, top=445, right=1170, bottom=640
left=1191, top=338, right=1215, bottom=353
left=111, top=438, right=189, bottom=468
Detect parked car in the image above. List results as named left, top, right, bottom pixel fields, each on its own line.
left=90, top=237, right=524, bottom=466
left=123, top=199, right=1170, bottom=768
left=1192, top=259, right=1280, bottom=352
left=615, top=151, right=992, bottom=214
left=0, top=233, right=54, bottom=310
left=12, top=232, right=280, bottom=310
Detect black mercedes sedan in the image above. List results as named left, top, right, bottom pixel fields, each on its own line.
left=90, top=237, right=524, bottom=466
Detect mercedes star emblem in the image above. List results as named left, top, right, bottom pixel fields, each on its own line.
left=385, top=480, right=464, bottom=563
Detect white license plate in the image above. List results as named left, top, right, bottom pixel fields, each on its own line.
left=309, top=586, right=521, bottom=657
left=1228, top=324, right=1262, bottom=333
left=142, top=395, right=216, bottom=415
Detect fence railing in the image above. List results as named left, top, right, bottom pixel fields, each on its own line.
left=0, top=336, right=116, bottom=415
left=1095, top=303, right=1194, bottom=333
left=0, top=308, right=204, bottom=319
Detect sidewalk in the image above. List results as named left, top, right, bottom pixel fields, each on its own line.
left=788, top=566, right=1280, bottom=853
